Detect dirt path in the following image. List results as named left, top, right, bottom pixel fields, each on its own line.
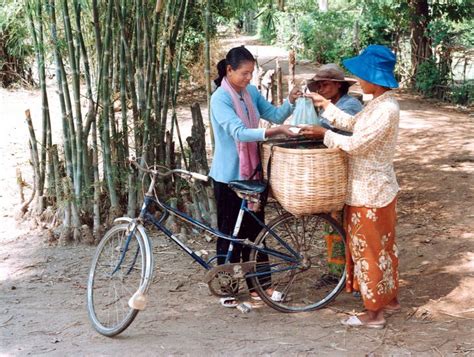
left=1, top=37, right=474, bottom=355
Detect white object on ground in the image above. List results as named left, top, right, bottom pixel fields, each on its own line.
left=236, top=302, right=252, bottom=313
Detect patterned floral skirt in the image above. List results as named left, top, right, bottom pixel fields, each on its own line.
left=344, top=198, right=399, bottom=311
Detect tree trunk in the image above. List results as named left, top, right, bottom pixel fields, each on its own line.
left=187, top=103, right=216, bottom=226
left=288, top=50, right=296, bottom=93
left=318, top=0, right=328, bottom=12
left=276, top=59, right=283, bottom=105
left=187, top=103, right=209, bottom=173
left=408, top=0, right=432, bottom=79
left=277, top=0, right=285, bottom=11
left=353, top=20, right=360, bottom=53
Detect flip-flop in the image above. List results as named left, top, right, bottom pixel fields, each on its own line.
left=384, top=306, right=401, bottom=315
left=250, top=291, right=284, bottom=302
left=270, top=290, right=284, bottom=302
left=219, top=297, right=238, bottom=308
left=250, top=293, right=263, bottom=301
left=341, top=315, right=386, bottom=329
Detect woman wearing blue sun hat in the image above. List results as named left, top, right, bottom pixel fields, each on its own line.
left=301, top=45, right=401, bottom=329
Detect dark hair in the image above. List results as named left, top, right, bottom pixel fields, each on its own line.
left=340, top=82, right=350, bottom=95
left=214, top=46, right=255, bottom=87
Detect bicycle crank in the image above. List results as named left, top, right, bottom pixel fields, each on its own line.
left=205, top=262, right=255, bottom=297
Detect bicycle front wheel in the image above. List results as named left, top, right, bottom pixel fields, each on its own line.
left=249, top=213, right=346, bottom=312
left=87, top=223, right=150, bottom=336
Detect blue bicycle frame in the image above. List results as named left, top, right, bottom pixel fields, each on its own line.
left=122, top=193, right=302, bottom=280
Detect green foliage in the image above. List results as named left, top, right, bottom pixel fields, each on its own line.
left=451, top=82, right=473, bottom=106
left=294, top=10, right=357, bottom=64
left=431, top=0, right=474, bottom=23
left=211, top=0, right=258, bottom=20
left=414, top=59, right=447, bottom=97
left=256, top=6, right=277, bottom=43
left=0, top=0, right=34, bottom=86
left=0, top=1, right=32, bottom=58
left=356, top=0, right=409, bottom=47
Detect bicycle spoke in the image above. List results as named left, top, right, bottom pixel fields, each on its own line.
left=87, top=224, right=147, bottom=336
left=250, top=213, right=346, bottom=312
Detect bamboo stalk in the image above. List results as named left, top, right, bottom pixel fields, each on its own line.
left=58, top=56, right=77, bottom=176
left=91, top=0, right=102, bottom=75
left=138, top=0, right=160, bottom=166
left=161, top=0, right=186, bottom=167
left=38, top=0, right=54, bottom=200
left=26, top=0, right=47, bottom=201
left=114, top=0, right=141, bottom=158
left=61, top=0, right=83, bottom=198
left=72, top=0, right=94, bottom=198
left=91, top=120, right=101, bottom=237
left=169, top=0, right=189, bottom=169
left=204, top=0, right=214, bottom=152
left=51, top=145, right=62, bottom=202
left=109, top=30, right=119, bottom=169
left=47, top=0, right=74, bottom=181
left=155, top=0, right=173, bottom=164
left=101, top=0, right=121, bottom=216
left=25, top=110, right=41, bottom=206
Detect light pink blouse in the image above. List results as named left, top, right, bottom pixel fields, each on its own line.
left=323, top=91, right=400, bottom=208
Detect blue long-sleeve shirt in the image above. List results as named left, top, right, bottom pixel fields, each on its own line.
left=209, top=84, right=294, bottom=183
left=320, top=94, right=363, bottom=135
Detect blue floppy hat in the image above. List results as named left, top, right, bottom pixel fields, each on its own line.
left=342, top=45, right=399, bottom=89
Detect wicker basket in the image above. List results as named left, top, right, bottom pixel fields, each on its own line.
left=261, top=139, right=347, bottom=216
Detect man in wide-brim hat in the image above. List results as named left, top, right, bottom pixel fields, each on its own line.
left=306, top=64, right=362, bottom=135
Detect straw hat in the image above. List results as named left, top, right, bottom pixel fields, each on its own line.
left=307, top=64, right=357, bottom=92
left=343, top=45, right=399, bottom=88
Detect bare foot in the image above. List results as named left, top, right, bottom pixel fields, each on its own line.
left=341, top=310, right=386, bottom=328
left=384, top=297, right=401, bottom=312
left=357, top=310, right=385, bottom=325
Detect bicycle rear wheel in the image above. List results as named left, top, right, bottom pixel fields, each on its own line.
left=87, top=223, right=150, bottom=336
left=249, top=213, right=346, bottom=312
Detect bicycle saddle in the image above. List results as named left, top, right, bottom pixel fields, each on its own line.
left=228, top=180, right=267, bottom=193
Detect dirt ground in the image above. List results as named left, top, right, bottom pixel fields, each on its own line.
left=1, top=37, right=474, bottom=356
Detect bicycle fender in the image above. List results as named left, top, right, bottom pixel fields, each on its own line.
left=113, top=217, right=134, bottom=224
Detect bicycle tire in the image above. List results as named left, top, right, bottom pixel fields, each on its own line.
left=87, top=223, right=152, bottom=336
left=249, top=212, right=346, bottom=312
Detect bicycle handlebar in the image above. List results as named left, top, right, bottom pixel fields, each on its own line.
left=128, top=157, right=209, bottom=182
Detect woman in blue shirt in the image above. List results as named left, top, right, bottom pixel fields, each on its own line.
left=209, top=46, right=301, bottom=306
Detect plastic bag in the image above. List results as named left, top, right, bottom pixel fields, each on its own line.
left=290, top=97, right=321, bottom=126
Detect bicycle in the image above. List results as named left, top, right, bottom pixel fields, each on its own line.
left=87, top=157, right=346, bottom=337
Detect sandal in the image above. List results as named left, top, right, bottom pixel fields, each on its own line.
left=219, top=297, right=238, bottom=308
left=341, top=315, right=386, bottom=329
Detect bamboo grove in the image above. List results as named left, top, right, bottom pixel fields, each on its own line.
left=25, top=0, right=212, bottom=243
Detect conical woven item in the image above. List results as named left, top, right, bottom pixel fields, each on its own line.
left=261, top=140, right=347, bottom=216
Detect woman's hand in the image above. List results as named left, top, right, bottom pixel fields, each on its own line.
left=289, top=87, right=303, bottom=104
left=304, top=92, right=330, bottom=109
left=299, top=125, right=327, bottom=139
